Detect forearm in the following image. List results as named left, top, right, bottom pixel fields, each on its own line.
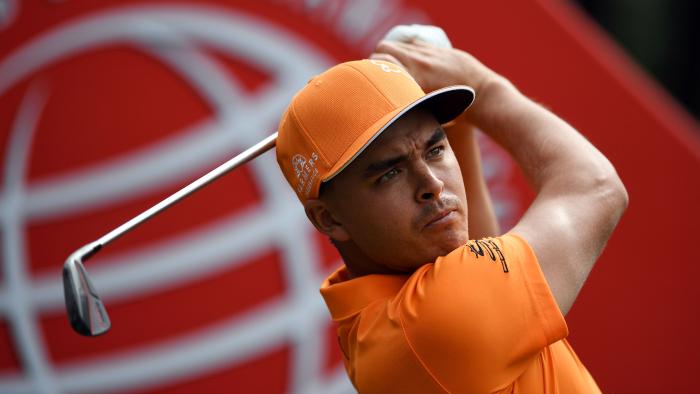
left=464, top=77, right=621, bottom=198
left=373, top=41, right=619, bottom=200
left=445, top=116, right=500, bottom=239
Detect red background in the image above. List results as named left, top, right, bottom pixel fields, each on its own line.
left=1, top=0, right=698, bottom=393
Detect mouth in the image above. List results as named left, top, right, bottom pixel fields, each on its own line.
left=423, top=209, right=456, bottom=229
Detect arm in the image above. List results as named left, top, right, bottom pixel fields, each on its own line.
left=444, top=116, right=500, bottom=239
left=373, top=40, right=628, bottom=315
left=469, top=77, right=628, bottom=315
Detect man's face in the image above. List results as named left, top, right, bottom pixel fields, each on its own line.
left=320, top=108, right=469, bottom=272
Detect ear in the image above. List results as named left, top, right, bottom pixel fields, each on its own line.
left=303, top=199, right=350, bottom=242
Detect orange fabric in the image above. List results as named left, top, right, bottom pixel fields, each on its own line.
left=275, top=59, right=473, bottom=203
left=320, top=234, right=601, bottom=393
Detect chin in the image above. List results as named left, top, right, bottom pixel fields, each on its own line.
left=415, top=230, right=468, bottom=265
left=438, top=228, right=469, bottom=251
left=377, top=229, right=469, bottom=273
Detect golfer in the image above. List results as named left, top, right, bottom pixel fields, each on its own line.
left=275, top=37, right=628, bottom=393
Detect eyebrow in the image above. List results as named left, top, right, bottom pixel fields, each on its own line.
left=363, top=127, right=446, bottom=177
left=426, top=127, right=446, bottom=148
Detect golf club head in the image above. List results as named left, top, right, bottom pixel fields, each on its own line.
left=62, top=243, right=111, bottom=336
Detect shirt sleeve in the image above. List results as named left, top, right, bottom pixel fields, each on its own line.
left=391, top=233, right=568, bottom=393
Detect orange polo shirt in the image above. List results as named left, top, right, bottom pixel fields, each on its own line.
left=320, top=233, right=601, bottom=393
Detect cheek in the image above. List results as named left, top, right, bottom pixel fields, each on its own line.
left=338, top=190, right=416, bottom=246
left=444, top=152, right=464, bottom=183
left=441, top=157, right=468, bottom=201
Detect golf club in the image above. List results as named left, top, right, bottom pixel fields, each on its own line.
left=62, top=132, right=278, bottom=336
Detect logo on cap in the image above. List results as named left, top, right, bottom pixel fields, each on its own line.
left=292, top=152, right=319, bottom=197
left=369, top=59, right=410, bottom=79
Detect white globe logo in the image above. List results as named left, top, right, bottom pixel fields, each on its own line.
left=0, top=4, right=519, bottom=394
left=0, top=4, right=354, bottom=394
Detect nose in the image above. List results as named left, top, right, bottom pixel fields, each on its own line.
left=414, top=163, right=444, bottom=202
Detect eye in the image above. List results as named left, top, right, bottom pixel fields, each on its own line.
left=378, top=168, right=400, bottom=184
left=427, top=145, right=444, bottom=158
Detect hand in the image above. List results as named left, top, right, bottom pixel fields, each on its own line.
left=370, top=40, right=499, bottom=94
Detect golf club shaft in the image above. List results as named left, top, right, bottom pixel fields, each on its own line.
left=95, top=132, right=277, bottom=249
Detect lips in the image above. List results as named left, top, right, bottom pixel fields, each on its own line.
left=416, top=195, right=462, bottom=231
left=424, top=209, right=456, bottom=229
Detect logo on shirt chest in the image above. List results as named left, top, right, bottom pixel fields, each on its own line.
left=466, top=239, right=509, bottom=273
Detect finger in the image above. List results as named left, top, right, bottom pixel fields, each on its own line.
left=368, top=53, right=406, bottom=69
left=376, top=39, right=415, bottom=53
left=376, top=40, right=438, bottom=63
left=411, top=39, right=433, bottom=47
left=375, top=40, right=416, bottom=66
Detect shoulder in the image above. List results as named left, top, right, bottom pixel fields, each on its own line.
left=395, top=233, right=560, bottom=330
left=387, top=233, right=568, bottom=392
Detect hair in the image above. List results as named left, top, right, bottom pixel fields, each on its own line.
left=318, top=178, right=334, bottom=198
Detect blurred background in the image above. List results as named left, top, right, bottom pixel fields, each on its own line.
left=575, top=0, right=699, bottom=122
left=0, top=1, right=698, bottom=393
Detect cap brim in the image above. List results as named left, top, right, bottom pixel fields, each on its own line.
left=324, top=85, right=475, bottom=182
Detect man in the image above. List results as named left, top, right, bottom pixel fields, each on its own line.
left=275, top=36, right=628, bottom=393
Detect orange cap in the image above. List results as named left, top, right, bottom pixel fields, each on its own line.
left=276, top=59, right=475, bottom=203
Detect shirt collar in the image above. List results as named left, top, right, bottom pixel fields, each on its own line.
left=320, top=266, right=409, bottom=321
